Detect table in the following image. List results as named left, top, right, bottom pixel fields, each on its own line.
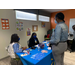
left=16, top=42, right=55, bottom=65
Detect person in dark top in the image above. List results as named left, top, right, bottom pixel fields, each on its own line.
left=29, top=33, right=39, bottom=48
left=71, top=25, right=75, bottom=52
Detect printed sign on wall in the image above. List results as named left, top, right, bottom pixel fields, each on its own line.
left=1, top=19, right=10, bottom=30
left=16, top=20, right=23, bottom=31
left=26, top=28, right=31, bottom=36
left=41, top=22, right=45, bottom=28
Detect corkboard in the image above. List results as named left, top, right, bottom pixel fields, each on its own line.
left=32, top=25, right=38, bottom=32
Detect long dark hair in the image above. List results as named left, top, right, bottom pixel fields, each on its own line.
left=10, top=34, right=19, bottom=44
left=55, top=12, right=65, bottom=22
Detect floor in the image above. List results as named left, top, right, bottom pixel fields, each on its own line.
left=0, top=56, right=11, bottom=65
left=0, top=50, right=75, bottom=65
left=64, top=50, right=75, bottom=65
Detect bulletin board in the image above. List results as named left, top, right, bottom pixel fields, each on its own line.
left=32, top=25, right=38, bottom=32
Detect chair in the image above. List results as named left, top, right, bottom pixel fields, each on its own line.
left=44, top=29, right=52, bottom=41
left=44, top=34, right=50, bottom=41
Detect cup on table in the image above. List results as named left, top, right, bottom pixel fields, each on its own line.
left=38, top=47, right=40, bottom=51
left=27, top=50, right=30, bottom=55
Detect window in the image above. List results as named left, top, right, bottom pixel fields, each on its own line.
left=15, top=10, right=37, bottom=21
left=38, top=15, right=50, bottom=22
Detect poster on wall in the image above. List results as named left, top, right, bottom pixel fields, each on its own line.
left=1, top=18, right=10, bottom=30
left=26, top=28, right=31, bottom=36
left=16, top=20, right=23, bottom=31
left=41, top=22, right=45, bottom=28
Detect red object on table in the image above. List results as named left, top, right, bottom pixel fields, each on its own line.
left=47, top=34, right=50, bottom=38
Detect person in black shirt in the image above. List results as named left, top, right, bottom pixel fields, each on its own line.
left=71, top=25, right=75, bottom=52
left=29, top=33, right=39, bottom=48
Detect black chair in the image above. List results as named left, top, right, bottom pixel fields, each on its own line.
left=47, top=29, right=52, bottom=38
left=44, top=29, right=52, bottom=41
left=44, top=35, right=50, bottom=41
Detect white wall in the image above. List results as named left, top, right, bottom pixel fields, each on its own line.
left=0, top=9, right=50, bottom=59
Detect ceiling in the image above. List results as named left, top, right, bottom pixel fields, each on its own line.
left=43, top=9, right=69, bottom=13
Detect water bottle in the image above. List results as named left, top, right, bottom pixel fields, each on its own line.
left=38, top=45, right=40, bottom=51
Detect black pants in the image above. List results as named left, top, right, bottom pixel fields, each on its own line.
left=71, top=39, right=75, bottom=52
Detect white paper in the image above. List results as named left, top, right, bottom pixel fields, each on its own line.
left=6, top=24, right=8, bottom=25
left=6, top=27, right=9, bottom=29
left=23, top=50, right=27, bottom=53
left=35, top=45, right=38, bottom=47
left=2, top=20, right=4, bottom=22
left=3, top=27, right=5, bottom=29
left=43, top=42, right=47, bottom=43
left=47, top=44, right=49, bottom=46
left=21, top=54, right=27, bottom=57
left=47, top=47, right=51, bottom=50
left=6, top=20, right=8, bottom=22
left=34, top=26, right=36, bottom=30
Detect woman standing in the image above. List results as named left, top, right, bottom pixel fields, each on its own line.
left=49, top=12, right=68, bottom=65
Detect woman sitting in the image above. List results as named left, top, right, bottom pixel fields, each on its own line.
left=29, top=33, right=39, bottom=48
left=8, top=34, right=27, bottom=65
left=71, top=25, right=75, bottom=52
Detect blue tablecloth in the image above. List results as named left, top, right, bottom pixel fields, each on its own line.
left=16, top=43, right=55, bottom=65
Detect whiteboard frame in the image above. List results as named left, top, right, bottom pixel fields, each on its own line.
left=69, top=18, right=75, bottom=34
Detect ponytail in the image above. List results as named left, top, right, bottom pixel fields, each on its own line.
left=63, top=20, right=65, bottom=22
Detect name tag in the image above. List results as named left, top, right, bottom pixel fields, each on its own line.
left=35, top=40, right=37, bottom=43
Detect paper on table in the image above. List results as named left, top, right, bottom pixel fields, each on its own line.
left=35, top=45, right=38, bottom=47
left=23, top=50, right=27, bottom=53
left=47, top=47, right=51, bottom=50
left=47, top=43, right=49, bottom=46
left=34, top=26, right=36, bottom=30
left=41, top=50, right=48, bottom=53
left=43, top=42, right=47, bottom=43
left=21, top=54, right=27, bottom=57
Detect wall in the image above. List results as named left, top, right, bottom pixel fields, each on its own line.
left=0, top=9, right=50, bottom=59
left=50, top=9, right=75, bottom=30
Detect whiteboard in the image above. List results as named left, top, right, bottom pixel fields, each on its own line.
left=69, top=18, right=75, bottom=34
